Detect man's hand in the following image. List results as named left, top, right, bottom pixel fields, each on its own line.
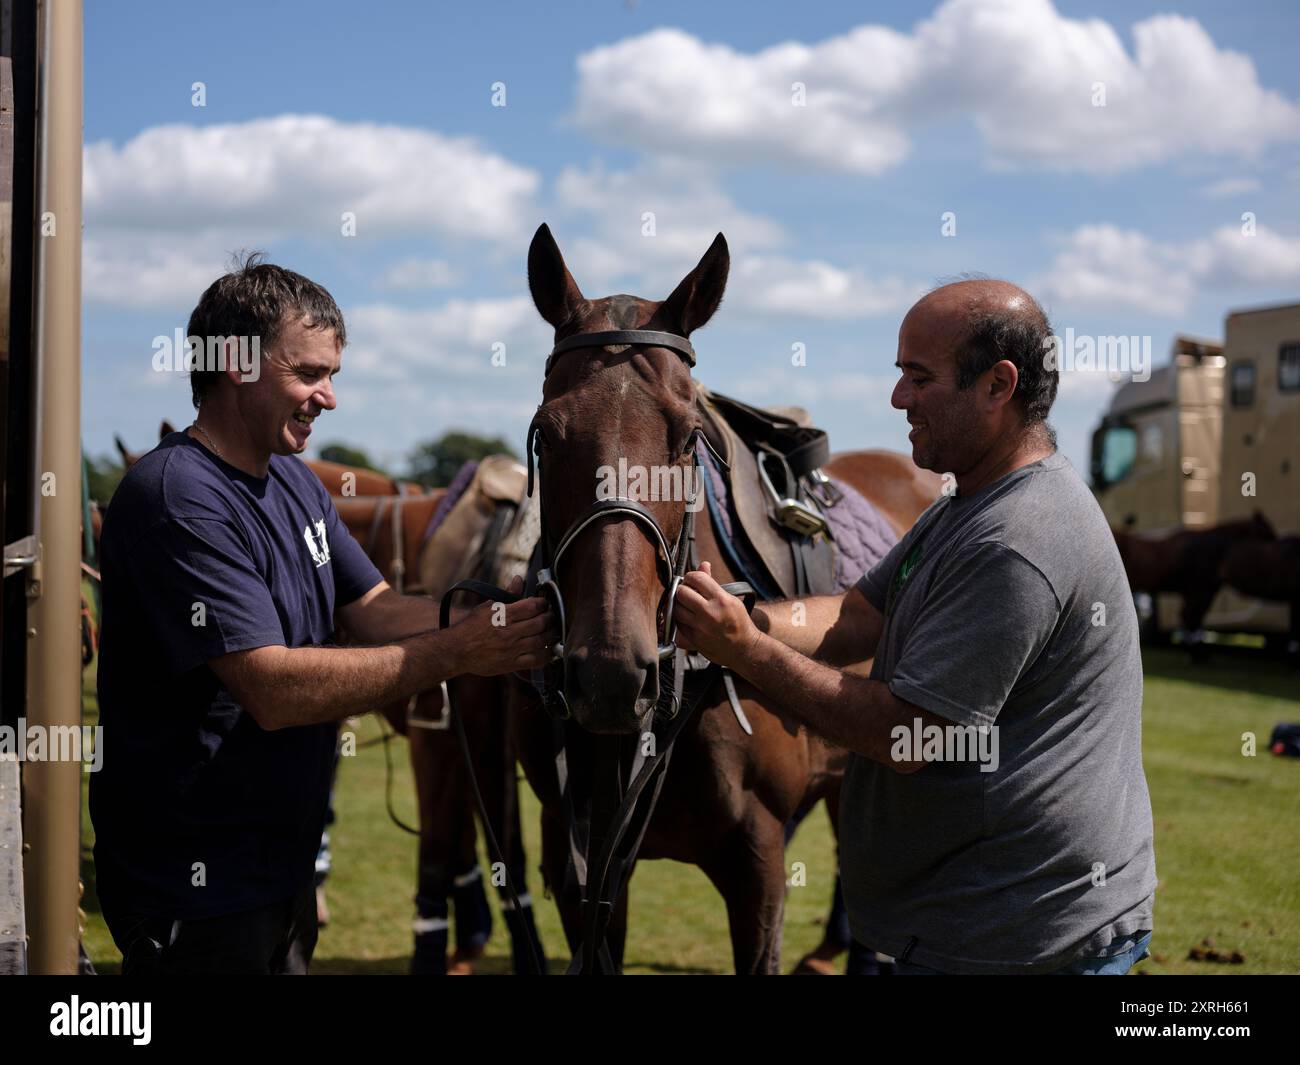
left=673, top=561, right=762, bottom=671
left=449, top=575, right=556, bottom=677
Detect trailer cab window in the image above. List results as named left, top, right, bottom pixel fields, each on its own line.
left=1280, top=343, right=1300, bottom=393
left=1230, top=360, right=1256, bottom=407
left=1139, top=423, right=1164, bottom=467
left=1099, top=425, right=1137, bottom=485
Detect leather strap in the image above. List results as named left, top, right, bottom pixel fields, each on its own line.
left=546, top=330, right=696, bottom=378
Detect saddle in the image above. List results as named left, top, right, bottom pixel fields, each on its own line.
left=417, top=455, right=529, bottom=603
left=695, top=383, right=838, bottom=600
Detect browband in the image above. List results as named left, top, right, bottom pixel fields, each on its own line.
left=545, top=330, right=696, bottom=377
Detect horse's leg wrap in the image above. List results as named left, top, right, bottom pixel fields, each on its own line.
left=411, top=872, right=452, bottom=976
left=451, top=863, right=493, bottom=953
left=496, top=865, right=547, bottom=975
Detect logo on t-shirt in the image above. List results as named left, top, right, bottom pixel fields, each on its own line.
left=303, top=519, right=331, bottom=567
left=887, top=540, right=924, bottom=615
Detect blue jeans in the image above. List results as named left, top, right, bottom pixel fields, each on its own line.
left=894, top=931, right=1152, bottom=975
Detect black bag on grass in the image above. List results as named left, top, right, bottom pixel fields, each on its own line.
left=1269, top=723, right=1300, bottom=757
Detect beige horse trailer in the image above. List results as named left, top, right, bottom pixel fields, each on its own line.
left=1091, top=336, right=1225, bottom=536
left=1091, top=305, right=1300, bottom=638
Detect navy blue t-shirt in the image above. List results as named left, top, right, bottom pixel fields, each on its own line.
left=89, top=431, right=382, bottom=930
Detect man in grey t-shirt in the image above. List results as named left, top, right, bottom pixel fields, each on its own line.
left=673, top=279, right=1156, bottom=974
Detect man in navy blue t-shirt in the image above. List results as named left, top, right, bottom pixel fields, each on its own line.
left=90, top=256, right=553, bottom=974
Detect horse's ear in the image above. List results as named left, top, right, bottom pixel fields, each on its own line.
left=114, top=434, right=130, bottom=464
left=528, top=224, right=585, bottom=330
left=160, top=420, right=176, bottom=439
left=662, top=233, right=729, bottom=336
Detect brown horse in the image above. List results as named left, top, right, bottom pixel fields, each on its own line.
left=1112, top=513, right=1277, bottom=656
left=508, top=224, right=933, bottom=973
left=1220, top=534, right=1300, bottom=656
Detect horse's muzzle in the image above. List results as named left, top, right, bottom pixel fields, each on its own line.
left=563, top=643, right=660, bottom=734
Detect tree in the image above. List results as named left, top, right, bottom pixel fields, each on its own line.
left=85, top=453, right=125, bottom=504
left=318, top=442, right=385, bottom=474
left=407, top=431, right=518, bottom=488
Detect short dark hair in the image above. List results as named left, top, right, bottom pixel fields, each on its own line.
left=186, top=252, right=347, bottom=409
left=952, top=289, right=1058, bottom=428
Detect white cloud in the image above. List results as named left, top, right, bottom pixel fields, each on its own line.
left=82, top=235, right=226, bottom=310
left=84, top=114, right=540, bottom=242
left=343, top=296, right=549, bottom=383
left=306, top=295, right=552, bottom=471
left=1198, top=177, right=1262, bottom=199
left=1035, top=222, right=1300, bottom=316
left=553, top=160, right=784, bottom=294
left=731, top=256, right=924, bottom=318
left=374, top=257, right=461, bottom=290
left=570, top=0, right=1300, bottom=175
left=551, top=161, right=914, bottom=319
left=1187, top=225, right=1300, bottom=289
left=572, top=27, right=912, bottom=175
left=1034, top=224, right=1192, bottom=316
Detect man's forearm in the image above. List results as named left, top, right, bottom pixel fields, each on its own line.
left=353, top=591, right=442, bottom=643
left=752, top=593, right=871, bottom=667
left=729, top=631, right=921, bottom=768
left=248, top=628, right=464, bottom=730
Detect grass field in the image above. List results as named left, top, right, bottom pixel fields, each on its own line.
left=77, top=644, right=1299, bottom=975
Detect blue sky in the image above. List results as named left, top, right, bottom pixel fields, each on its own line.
left=82, top=0, right=1300, bottom=476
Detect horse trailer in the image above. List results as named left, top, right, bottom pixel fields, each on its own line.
left=1090, top=302, right=1299, bottom=640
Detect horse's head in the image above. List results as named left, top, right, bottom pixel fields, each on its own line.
left=527, top=223, right=729, bottom=733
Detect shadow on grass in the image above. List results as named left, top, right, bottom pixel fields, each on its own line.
left=1142, top=645, right=1300, bottom=703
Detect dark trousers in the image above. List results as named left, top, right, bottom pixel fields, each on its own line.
left=118, top=885, right=318, bottom=975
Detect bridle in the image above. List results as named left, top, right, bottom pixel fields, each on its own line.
left=525, top=329, right=726, bottom=722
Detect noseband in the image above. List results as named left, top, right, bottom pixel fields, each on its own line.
left=526, top=329, right=721, bottom=721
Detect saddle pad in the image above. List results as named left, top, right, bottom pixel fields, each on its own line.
left=423, top=460, right=479, bottom=546
left=493, top=488, right=543, bottom=589
left=699, top=447, right=897, bottom=596
left=822, top=477, right=899, bottom=593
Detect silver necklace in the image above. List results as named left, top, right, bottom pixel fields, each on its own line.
left=190, top=421, right=223, bottom=459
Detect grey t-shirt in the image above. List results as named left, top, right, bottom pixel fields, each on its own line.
left=841, top=452, right=1156, bottom=974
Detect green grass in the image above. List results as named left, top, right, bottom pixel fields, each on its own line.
left=77, top=639, right=1299, bottom=975
left=1129, top=647, right=1299, bottom=975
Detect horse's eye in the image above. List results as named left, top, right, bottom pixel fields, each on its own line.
left=676, top=428, right=702, bottom=460
left=532, top=423, right=560, bottom=454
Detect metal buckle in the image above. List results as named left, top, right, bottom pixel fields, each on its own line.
left=757, top=453, right=829, bottom=539
left=806, top=468, right=843, bottom=509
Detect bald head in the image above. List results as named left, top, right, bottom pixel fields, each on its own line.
left=892, top=278, right=1057, bottom=479
left=905, top=278, right=1057, bottom=427
left=911, top=279, right=1038, bottom=335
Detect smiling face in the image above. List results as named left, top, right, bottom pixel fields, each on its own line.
left=235, top=314, right=341, bottom=457
left=891, top=301, right=984, bottom=474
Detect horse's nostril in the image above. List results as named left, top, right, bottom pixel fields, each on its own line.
left=564, top=645, right=660, bottom=723
left=638, top=655, right=659, bottom=706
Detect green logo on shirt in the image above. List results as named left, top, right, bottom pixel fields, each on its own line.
left=887, top=541, right=924, bottom=614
